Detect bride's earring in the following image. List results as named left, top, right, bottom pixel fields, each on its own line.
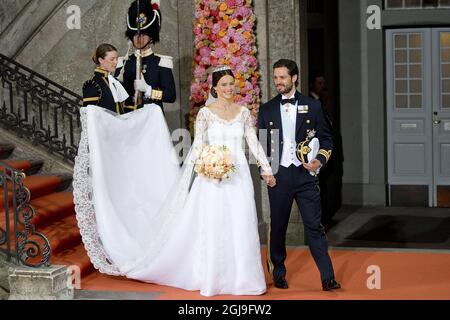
left=211, top=87, right=217, bottom=98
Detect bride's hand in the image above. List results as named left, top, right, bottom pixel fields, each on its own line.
left=262, top=174, right=276, bottom=188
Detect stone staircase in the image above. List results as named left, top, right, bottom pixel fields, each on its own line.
left=0, top=141, right=95, bottom=281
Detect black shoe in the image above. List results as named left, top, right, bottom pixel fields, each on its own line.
left=322, top=278, right=341, bottom=291
left=274, top=276, right=289, bottom=289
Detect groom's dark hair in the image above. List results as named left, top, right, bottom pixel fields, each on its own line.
left=273, top=59, right=299, bottom=87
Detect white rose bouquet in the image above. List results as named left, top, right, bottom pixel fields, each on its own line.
left=194, top=144, right=237, bottom=183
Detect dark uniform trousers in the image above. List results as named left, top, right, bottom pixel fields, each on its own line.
left=267, top=164, right=335, bottom=282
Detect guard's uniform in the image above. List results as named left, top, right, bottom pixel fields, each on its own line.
left=82, top=68, right=125, bottom=114
left=118, top=0, right=176, bottom=113
left=115, top=48, right=176, bottom=112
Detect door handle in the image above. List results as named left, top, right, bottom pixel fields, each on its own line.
left=433, top=112, right=441, bottom=125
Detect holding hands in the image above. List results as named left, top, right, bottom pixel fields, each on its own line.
left=262, top=173, right=277, bottom=188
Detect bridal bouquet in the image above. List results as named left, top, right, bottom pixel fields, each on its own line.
left=194, top=144, right=236, bottom=182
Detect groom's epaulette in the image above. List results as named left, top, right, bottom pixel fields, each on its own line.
left=82, top=80, right=102, bottom=106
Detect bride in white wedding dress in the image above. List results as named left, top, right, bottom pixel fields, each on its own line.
left=73, top=66, right=276, bottom=297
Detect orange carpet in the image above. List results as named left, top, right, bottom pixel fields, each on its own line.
left=78, top=247, right=450, bottom=300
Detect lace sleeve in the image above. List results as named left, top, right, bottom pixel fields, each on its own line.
left=243, top=108, right=272, bottom=175
left=190, top=108, right=208, bottom=162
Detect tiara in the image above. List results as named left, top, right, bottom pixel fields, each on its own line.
left=212, top=65, right=232, bottom=73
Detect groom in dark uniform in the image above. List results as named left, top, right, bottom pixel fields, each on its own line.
left=258, top=59, right=341, bottom=291
left=115, top=0, right=176, bottom=113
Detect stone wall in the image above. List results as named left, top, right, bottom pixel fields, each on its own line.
left=0, top=0, right=32, bottom=35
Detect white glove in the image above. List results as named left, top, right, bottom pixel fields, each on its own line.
left=134, top=76, right=152, bottom=98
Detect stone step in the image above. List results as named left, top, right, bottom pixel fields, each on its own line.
left=24, top=173, right=73, bottom=195
left=73, top=290, right=160, bottom=300
left=0, top=287, right=8, bottom=300
left=54, top=174, right=73, bottom=193
left=0, top=175, right=73, bottom=209
left=0, top=143, right=15, bottom=159
left=5, top=214, right=82, bottom=256
left=31, top=192, right=75, bottom=228
left=0, top=192, right=75, bottom=233
left=52, top=243, right=95, bottom=278
left=1, top=159, right=44, bottom=176
left=42, top=214, right=82, bottom=254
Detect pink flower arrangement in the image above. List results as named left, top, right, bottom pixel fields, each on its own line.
left=189, top=0, right=261, bottom=134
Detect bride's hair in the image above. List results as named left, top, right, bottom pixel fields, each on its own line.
left=211, top=68, right=235, bottom=98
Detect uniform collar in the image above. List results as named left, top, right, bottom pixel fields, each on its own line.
left=136, top=47, right=153, bottom=58
left=94, top=68, right=109, bottom=77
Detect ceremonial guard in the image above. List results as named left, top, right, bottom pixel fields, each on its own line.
left=116, top=0, right=176, bottom=112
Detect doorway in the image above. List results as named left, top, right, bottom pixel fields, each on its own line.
left=386, top=28, right=450, bottom=207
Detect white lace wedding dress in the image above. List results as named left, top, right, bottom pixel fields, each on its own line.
left=73, top=104, right=272, bottom=297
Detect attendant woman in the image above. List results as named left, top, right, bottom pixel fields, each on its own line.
left=82, top=44, right=129, bottom=114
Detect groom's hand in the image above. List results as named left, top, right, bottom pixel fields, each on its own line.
left=262, top=174, right=276, bottom=188
left=303, top=159, right=322, bottom=173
